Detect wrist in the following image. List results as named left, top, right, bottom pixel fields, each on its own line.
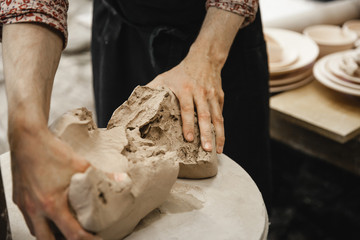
left=8, top=111, right=49, bottom=150
left=185, top=7, right=244, bottom=71
left=187, top=42, right=227, bottom=72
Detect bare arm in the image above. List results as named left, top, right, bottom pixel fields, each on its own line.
left=3, top=23, right=98, bottom=240
left=4, top=24, right=61, bottom=132
left=148, top=7, right=245, bottom=154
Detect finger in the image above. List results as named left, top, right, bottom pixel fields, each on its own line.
left=51, top=201, right=100, bottom=240
left=72, top=155, right=91, bottom=173
left=178, top=92, right=195, bottom=142
left=194, top=92, right=213, bottom=151
left=18, top=193, right=36, bottom=235
left=209, top=98, right=225, bottom=154
left=22, top=210, right=35, bottom=236
left=218, top=90, right=225, bottom=112
left=31, top=215, right=56, bottom=240
left=48, top=219, right=67, bottom=240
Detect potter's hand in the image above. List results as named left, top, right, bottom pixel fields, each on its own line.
left=147, top=52, right=225, bottom=154
left=148, top=7, right=245, bottom=153
left=10, top=129, right=100, bottom=240
left=3, top=23, right=100, bottom=240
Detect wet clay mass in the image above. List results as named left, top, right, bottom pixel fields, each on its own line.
left=50, top=86, right=218, bottom=239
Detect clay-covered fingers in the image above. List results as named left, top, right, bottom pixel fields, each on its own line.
left=178, top=92, right=195, bottom=142
left=18, top=196, right=56, bottom=240
left=50, top=201, right=101, bottom=240
left=30, top=215, right=56, bottom=240
left=19, top=205, right=35, bottom=236
left=194, top=91, right=214, bottom=152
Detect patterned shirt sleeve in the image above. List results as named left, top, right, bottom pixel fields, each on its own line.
left=206, top=0, right=259, bottom=28
left=0, top=0, right=69, bottom=48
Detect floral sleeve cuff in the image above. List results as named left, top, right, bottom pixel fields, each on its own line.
left=0, top=0, right=69, bottom=48
left=206, top=0, right=259, bottom=28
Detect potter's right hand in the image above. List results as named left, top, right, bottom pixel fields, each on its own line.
left=9, top=127, right=101, bottom=240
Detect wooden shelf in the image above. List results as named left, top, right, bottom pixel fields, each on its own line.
left=270, top=80, right=360, bottom=175
left=270, top=80, right=360, bottom=144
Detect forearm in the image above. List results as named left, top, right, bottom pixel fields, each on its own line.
left=188, top=7, right=245, bottom=70
left=3, top=23, right=63, bottom=145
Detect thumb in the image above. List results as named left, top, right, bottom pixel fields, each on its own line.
left=71, top=153, right=90, bottom=173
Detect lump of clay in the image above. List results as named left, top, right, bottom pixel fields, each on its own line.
left=50, top=86, right=217, bottom=239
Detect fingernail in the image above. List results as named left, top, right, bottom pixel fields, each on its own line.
left=204, top=142, right=212, bottom=151
left=217, top=145, right=223, bottom=154
left=187, top=132, right=194, bottom=141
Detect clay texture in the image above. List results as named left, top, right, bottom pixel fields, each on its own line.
left=50, top=86, right=217, bottom=239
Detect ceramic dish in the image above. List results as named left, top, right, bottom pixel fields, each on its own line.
left=303, top=25, right=357, bottom=57
left=270, top=68, right=313, bottom=86
left=269, top=49, right=299, bottom=70
left=321, top=58, right=360, bottom=90
left=270, top=75, right=314, bottom=93
left=265, top=33, right=299, bottom=70
left=326, top=52, right=360, bottom=84
left=264, top=28, right=319, bottom=75
left=343, top=20, right=360, bottom=38
left=313, top=57, right=360, bottom=97
left=269, top=63, right=314, bottom=78
left=303, top=25, right=357, bottom=46
left=264, top=33, right=283, bottom=63
left=265, top=33, right=299, bottom=69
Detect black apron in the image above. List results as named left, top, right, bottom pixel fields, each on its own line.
left=91, top=0, right=272, bottom=212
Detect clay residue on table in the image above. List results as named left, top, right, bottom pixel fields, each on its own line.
left=160, top=182, right=205, bottom=214
left=134, top=182, right=205, bottom=232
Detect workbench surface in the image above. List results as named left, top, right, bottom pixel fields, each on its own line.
left=0, top=153, right=268, bottom=240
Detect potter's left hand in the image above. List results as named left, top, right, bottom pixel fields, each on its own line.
left=147, top=7, right=245, bottom=154
left=147, top=49, right=225, bottom=154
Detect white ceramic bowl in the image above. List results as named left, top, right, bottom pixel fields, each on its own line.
left=303, top=25, right=357, bottom=57
left=264, top=28, right=318, bottom=75
left=343, top=20, right=360, bottom=38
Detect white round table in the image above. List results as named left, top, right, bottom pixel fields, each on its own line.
left=0, top=153, right=268, bottom=240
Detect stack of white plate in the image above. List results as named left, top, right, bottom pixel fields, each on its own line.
left=264, top=28, right=319, bottom=93
left=313, top=50, right=360, bottom=97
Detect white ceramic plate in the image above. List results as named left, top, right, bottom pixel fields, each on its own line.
left=270, top=67, right=313, bottom=86
left=322, top=58, right=360, bottom=90
left=265, top=33, right=287, bottom=64
left=269, top=49, right=299, bottom=70
left=265, top=32, right=299, bottom=70
left=264, top=28, right=319, bottom=75
left=313, top=57, right=360, bottom=97
left=327, top=54, right=360, bottom=84
left=270, top=75, right=314, bottom=93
